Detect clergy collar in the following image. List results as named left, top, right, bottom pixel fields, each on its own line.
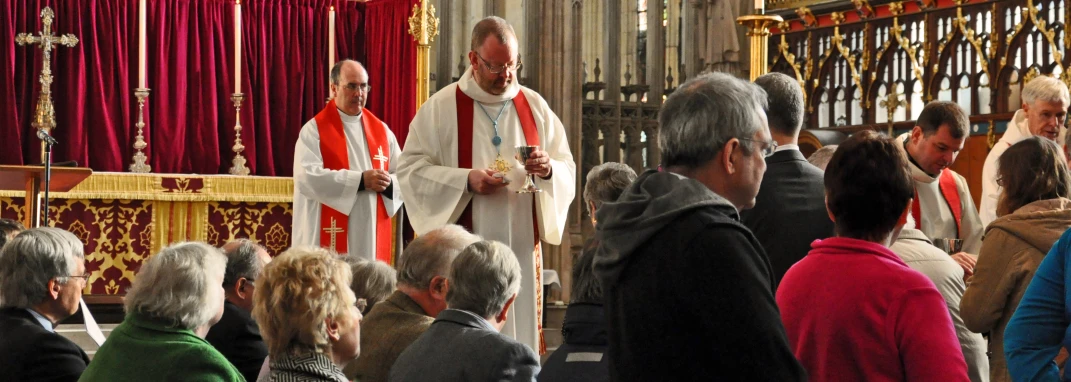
left=337, top=108, right=362, bottom=124
left=458, top=66, right=520, bottom=104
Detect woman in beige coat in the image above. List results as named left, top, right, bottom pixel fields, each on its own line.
left=961, top=137, right=1071, bottom=382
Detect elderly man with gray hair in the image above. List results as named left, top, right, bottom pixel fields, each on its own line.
left=390, top=240, right=539, bottom=381
left=0, top=228, right=90, bottom=381
left=346, top=224, right=481, bottom=381
left=981, top=76, right=1070, bottom=226
left=592, top=72, right=806, bottom=381
left=205, top=239, right=273, bottom=382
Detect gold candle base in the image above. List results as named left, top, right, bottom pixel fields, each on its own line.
left=130, top=88, right=152, bottom=173
left=737, top=14, right=784, bottom=81
left=229, top=93, right=251, bottom=176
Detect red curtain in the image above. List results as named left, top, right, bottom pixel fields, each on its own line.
left=3, top=0, right=420, bottom=175
left=359, top=0, right=418, bottom=147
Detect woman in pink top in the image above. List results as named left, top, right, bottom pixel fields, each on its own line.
left=776, top=130, right=969, bottom=381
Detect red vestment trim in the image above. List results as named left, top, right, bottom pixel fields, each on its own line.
left=910, top=168, right=964, bottom=238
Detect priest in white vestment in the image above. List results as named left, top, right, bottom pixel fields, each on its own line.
left=980, top=76, right=1069, bottom=227
left=894, top=101, right=984, bottom=275
left=293, top=60, right=402, bottom=261
left=397, top=17, right=576, bottom=353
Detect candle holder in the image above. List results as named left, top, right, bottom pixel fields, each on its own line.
left=736, top=14, right=784, bottom=81
left=130, top=88, right=152, bottom=173
left=229, top=93, right=251, bottom=176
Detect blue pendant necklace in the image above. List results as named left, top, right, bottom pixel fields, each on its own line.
left=477, top=99, right=512, bottom=150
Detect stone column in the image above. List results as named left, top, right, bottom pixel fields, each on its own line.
left=435, top=0, right=455, bottom=90
left=603, top=0, right=621, bottom=101
left=665, top=0, right=681, bottom=86
left=646, top=0, right=665, bottom=102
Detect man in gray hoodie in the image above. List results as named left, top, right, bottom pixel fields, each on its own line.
left=592, top=72, right=806, bottom=381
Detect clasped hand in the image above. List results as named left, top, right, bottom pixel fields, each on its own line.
left=363, top=169, right=391, bottom=192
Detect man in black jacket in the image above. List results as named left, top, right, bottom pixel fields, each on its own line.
left=740, top=72, right=834, bottom=287
left=206, top=239, right=272, bottom=382
left=593, top=72, right=806, bottom=381
left=0, top=228, right=91, bottom=382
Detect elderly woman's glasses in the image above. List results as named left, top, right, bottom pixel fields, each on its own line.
left=475, top=51, right=522, bottom=74
left=739, top=138, right=779, bottom=158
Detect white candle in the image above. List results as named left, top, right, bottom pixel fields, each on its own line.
left=755, top=0, right=764, bottom=13
left=328, top=6, right=336, bottom=68
left=234, top=0, right=242, bottom=93
left=139, top=0, right=146, bottom=88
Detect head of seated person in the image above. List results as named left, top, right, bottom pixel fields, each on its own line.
left=445, top=240, right=522, bottom=329
left=395, top=224, right=481, bottom=317
left=0, top=218, right=26, bottom=250
left=583, top=162, right=637, bottom=229
left=0, top=227, right=86, bottom=324
left=807, top=145, right=837, bottom=171
left=825, top=130, right=914, bottom=246
left=220, top=238, right=272, bottom=313
left=253, top=246, right=362, bottom=374
left=997, top=136, right=1071, bottom=218
left=345, top=257, right=396, bottom=314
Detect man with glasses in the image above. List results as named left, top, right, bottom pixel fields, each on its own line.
left=398, top=16, right=575, bottom=354
left=292, top=59, right=403, bottom=262
left=206, top=239, right=273, bottom=382
left=895, top=101, right=983, bottom=276
left=0, top=227, right=91, bottom=381
left=739, top=73, right=833, bottom=287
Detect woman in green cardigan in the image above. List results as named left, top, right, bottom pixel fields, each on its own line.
left=80, top=242, right=244, bottom=382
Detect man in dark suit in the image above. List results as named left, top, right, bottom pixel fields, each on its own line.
left=346, top=225, right=480, bottom=382
left=0, top=228, right=91, bottom=381
left=205, top=239, right=272, bottom=382
left=390, top=241, right=539, bottom=382
left=740, top=72, right=834, bottom=287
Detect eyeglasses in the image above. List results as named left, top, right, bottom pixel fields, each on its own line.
left=65, top=273, right=90, bottom=282
left=739, top=138, right=779, bottom=158
left=474, top=51, right=522, bottom=74
left=342, top=82, right=371, bottom=93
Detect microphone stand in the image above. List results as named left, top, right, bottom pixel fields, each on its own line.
left=38, top=131, right=57, bottom=227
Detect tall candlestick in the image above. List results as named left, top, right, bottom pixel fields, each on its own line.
left=755, top=0, right=764, bottom=13
left=329, top=6, right=336, bottom=67
left=234, top=0, right=242, bottom=93
left=139, top=0, right=147, bottom=88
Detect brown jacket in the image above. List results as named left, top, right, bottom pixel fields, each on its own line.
left=344, top=290, right=434, bottom=382
left=960, top=198, right=1071, bottom=382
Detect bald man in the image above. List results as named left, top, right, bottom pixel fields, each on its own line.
left=293, top=60, right=403, bottom=261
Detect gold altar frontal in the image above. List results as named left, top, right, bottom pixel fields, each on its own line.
left=0, top=173, right=294, bottom=299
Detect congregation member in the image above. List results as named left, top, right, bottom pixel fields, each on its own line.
left=539, top=162, right=636, bottom=382
left=961, top=137, right=1071, bottom=382
left=1004, top=228, right=1071, bottom=380
left=890, top=215, right=989, bottom=382
left=593, top=72, right=806, bottom=381
left=205, top=239, right=272, bottom=382
left=398, top=16, right=576, bottom=352
left=347, top=257, right=397, bottom=314
left=981, top=76, right=1069, bottom=226
left=895, top=101, right=983, bottom=274
left=0, top=228, right=89, bottom=381
left=346, top=225, right=481, bottom=381
left=390, top=241, right=540, bottom=381
left=777, top=131, right=970, bottom=381
left=806, top=145, right=837, bottom=170
left=293, top=59, right=403, bottom=260
left=81, top=242, right=243, bottom=381
left=0, top=218, right=24, bottom=249
left=740, top=72, right=833, bottom=285
left=254, top=246, right=362, bottom=382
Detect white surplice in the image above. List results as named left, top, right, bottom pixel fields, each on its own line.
left=397, top=68, right=576, bottom=352
left=292, top=108, right=403, bottom=260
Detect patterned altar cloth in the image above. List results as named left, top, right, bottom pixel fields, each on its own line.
left=0, top=173, right=293, bottom=297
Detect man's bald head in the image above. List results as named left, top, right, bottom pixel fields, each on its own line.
left=470, top=16, right=517, bottom=53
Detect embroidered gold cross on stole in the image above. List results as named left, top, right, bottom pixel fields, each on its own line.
left=322, top=216, right=344, bottom=251
left=373, top=146, right=388, bottom=170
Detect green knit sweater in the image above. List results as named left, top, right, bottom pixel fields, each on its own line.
left=79, top=312, right=245, bottom=382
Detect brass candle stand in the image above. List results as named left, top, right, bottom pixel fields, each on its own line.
left=229, top=93, right=251, bottom=176
left=737, top=14, right=784, bottom=81
left=130, top=88, right=152, bottom=173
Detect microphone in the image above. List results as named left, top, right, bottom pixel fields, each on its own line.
left=36, top=129, right=58, bottom=145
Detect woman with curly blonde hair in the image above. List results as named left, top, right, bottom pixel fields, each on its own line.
left=253, top=246, right=362, bottom=381
left=961, top=136, right=1071, bottom=382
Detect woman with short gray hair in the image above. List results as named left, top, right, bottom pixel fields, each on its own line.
left=583, top=162, right=637, bottom=227
left=347, top=258, right=397, bottom=314
left=80, top=242, right=243, bottom=381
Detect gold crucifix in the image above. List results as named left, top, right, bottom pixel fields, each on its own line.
left=322, top=217, right=345, bottom=251
left=16, top=7, right=79, bottom=162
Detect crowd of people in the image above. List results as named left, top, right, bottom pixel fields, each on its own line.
left=8, top=14, right=1071, bottom=382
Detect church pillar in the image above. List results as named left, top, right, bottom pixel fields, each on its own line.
left=646, top=0, right=665, bottom=102
left=603, top=0, right=621, bottom=102
left=666, top=0, right=680, bottom=87
left=435, top=0, right=455, bottom=91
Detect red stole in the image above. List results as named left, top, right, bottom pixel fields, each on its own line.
left=910, top=168, right=964, bottom=238
left=314, top=100, right=392, bottom=262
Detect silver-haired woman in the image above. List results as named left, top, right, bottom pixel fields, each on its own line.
left=80, top=242, right=242, bottom=381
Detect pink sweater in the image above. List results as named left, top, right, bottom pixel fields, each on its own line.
left=776, top=237, right=969, bottom=381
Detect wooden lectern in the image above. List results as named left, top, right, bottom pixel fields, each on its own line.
left=0, top=165, right=92, bottom=228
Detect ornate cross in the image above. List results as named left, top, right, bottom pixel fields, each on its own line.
left=16, top=7, right=79, bottom=142
left=373, top=146, right=389, bottom=170
left=322, top=217, right=345, bottom=251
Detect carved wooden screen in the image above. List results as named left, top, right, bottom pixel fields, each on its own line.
left=771, top=0, right=1071, bottom=130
